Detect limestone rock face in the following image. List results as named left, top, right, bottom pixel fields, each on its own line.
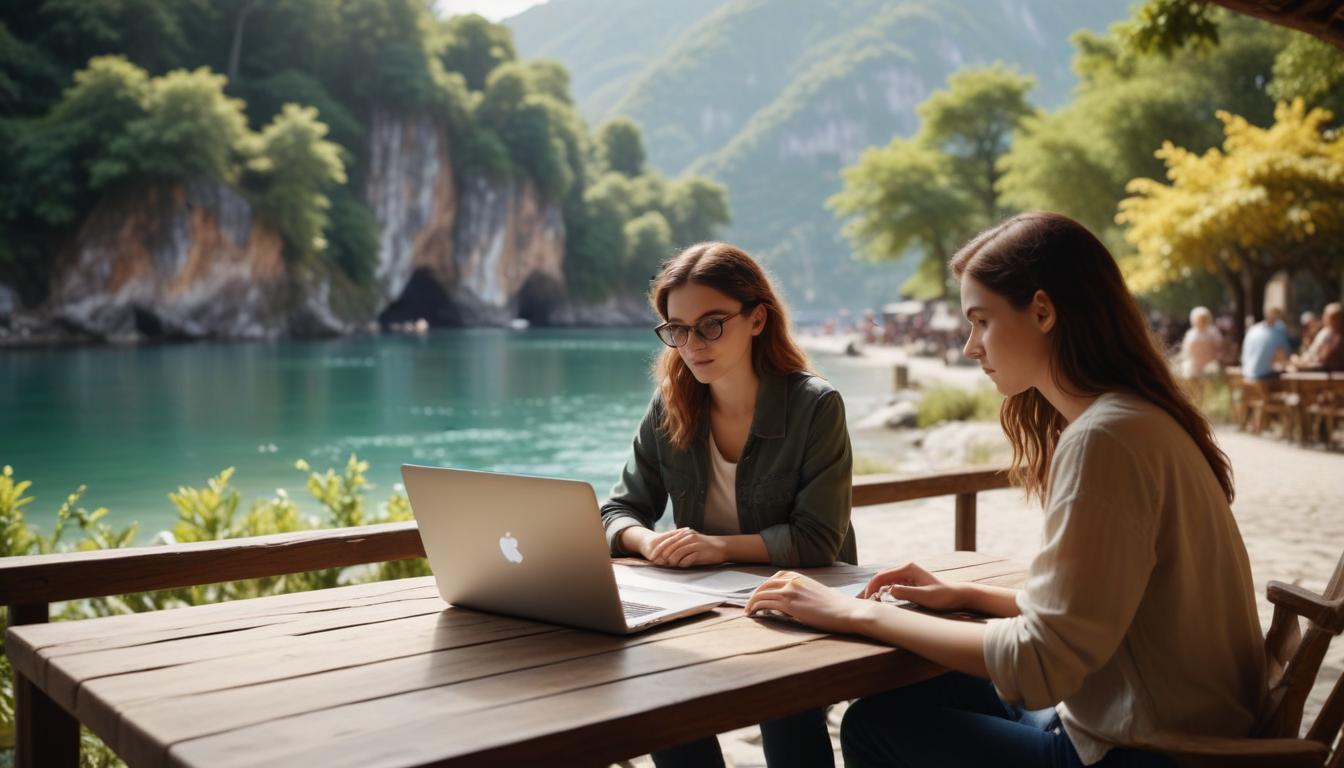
left=47, top=180, right=345, bottom=340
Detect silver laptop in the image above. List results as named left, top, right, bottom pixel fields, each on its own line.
left=401, top=464, right=722, bottom=634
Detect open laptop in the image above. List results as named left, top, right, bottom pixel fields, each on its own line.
left=401, top=464, right=722, bottom=634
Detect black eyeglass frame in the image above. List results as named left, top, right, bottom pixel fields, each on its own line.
left=653, top=302, right=759, bottom=348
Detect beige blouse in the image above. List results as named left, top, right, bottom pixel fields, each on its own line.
left=983, top=392, right=1266, bottom=765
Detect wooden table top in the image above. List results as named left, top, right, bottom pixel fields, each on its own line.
left=6, top=550, right=1025, bottom=768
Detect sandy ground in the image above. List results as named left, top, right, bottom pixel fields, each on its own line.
left=618, top=341, right=1344, bottom=767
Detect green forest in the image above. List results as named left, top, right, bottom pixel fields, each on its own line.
left=828, top=0, right=1344, bottom=331
left=0, top=0, right=730, bottom=310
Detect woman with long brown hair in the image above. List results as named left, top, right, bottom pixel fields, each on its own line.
left=746, top=212, right=1266, bottom=767
left=601, top=241, right=855, bottom=767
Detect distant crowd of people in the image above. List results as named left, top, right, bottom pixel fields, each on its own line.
left=1178, top=301, right=1344, bottom=382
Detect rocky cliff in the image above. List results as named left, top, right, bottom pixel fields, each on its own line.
left=43, top=107, right=580, bottom=342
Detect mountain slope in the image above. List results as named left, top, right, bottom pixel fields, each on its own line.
left=508, top=0, right=1126, bottom=309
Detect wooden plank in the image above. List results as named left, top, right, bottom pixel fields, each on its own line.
left=32, top=588, right=447, bottom=712
left=57, top=606, right=527, bottom=741
left=12, top=576, right=434, bottom=653
left=0, top=521, right=426, bottom=606
left=48, top=595, right=455, bottom=715
left=115, top=613, right=743, bottom=768
left=852, top=467, right=1011, bottom=507
left=160, top=617, right=846, bottom=768
left=166, top=632, right=946, bottom=768
left=42, top=590, right=446, bottom=662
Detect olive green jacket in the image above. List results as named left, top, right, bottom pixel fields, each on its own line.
left=600, top=371, right=857, bottom=567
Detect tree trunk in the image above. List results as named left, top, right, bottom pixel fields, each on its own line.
left=1242, top=261, right=1270, bottom=323
left=1217, top=259, right=1245, bottom=345
left=227, top=0, right=257, bottom=83
left=933, top=239, right=951, bottom=301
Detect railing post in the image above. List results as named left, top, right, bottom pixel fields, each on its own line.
left=954, top=493, right=977, bottom=552
left=8, top=603, right=79, bottom=768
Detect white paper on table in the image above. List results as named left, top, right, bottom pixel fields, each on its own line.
left=613, top=563, right=879, bottom=606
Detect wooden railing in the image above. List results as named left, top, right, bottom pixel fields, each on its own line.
left=0, top=465, right=1012, bottom=768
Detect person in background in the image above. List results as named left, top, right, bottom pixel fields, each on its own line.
left=1292, top=302, right=1344, bottom=372
left=1239, top=307, right=1291, bottom=380
left=1298, top=311, right=1321, bottom=355
left=1180, top=306, right=1222, bottom=376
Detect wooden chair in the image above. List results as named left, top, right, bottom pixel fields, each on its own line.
left=1286, top=373, right=1334, bottom=446
left=1306, top=377, right=1344, bottom=450
left=1241, top=378, right=1296, bottom=437
left=1227, top=367, right=1246, bottom=426
left=1143, top=549, right=1344, bottom=767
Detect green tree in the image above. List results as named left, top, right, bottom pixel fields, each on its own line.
left=564, top=178, right=629, bottom=301
left=915, top=64, right=1037, bottom=222
left=100, top=66, right=251, bottom=187
left=524, top=59, right=571, bottom=105
left=1117, top=100, right=1344, bottom=336
left=829, top=138, right=977, bottom=300
left=438, top=13, right=517, bottom=92
left=248, top=103, right=346, bottom=262
left=1269, top=34, right=1344, bottom=115
left=15, top=55, right=148, bottom=225
left=623, top=210, right=672, bottom=288
left=596, top=117, right=646, bottom=177
left=664, top=176, right=730, bottom=246
left=998, top=15, right=1285, bottom=255
left=239, top=69, right=364, bottom=155
left=324, top=190, right=379, bottom=283
left=324, top=0, right=438, bottom=110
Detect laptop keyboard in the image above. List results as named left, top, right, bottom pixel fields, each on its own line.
left=621, top=600, right=664, bottom=620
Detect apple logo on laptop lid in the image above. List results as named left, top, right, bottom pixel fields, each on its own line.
left=499, top=532, right=524, bottom=564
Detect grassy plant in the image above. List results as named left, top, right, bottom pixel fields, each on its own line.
left=0, top=454, right=427, bottom=765
left=915, top=386, right=1003, bottom=428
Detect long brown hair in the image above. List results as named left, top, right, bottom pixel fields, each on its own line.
left=651, top=242, right=812, bottom=451
left=950, top=212, right=1234, bottom=505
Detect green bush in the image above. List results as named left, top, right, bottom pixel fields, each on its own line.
left=0, top=455, right=429, bottom=765
left=324, top=191, right=380, bottom=284
left=247, top=103, right=347, bottom=263
left=916, top=386, right=1003, bottom=428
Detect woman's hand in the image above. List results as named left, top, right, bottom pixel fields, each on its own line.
left=745, top=571, right=870, bottom=634
left=859, top=562, right=966, bottom=612
left=643, top=527, right=728, bottom=567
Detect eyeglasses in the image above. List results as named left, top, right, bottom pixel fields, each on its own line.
left=654, top=304, right=757, bottom=348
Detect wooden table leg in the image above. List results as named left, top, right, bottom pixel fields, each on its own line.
left=9, top=603, right=79, bottom=768
left=955, top=493, right=977, bottom=551
left=14, top=670, right=79, bottom=768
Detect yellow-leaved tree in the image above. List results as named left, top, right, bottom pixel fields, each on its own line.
left=1117, top=99, right=1344, bottom=338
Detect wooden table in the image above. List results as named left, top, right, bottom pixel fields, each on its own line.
left=6, top=551, right=1024, bottom=768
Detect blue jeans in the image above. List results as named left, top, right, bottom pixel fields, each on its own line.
left=652, top=706, right=834, bottom=768
left=841, top=673, right=1178, bottom=768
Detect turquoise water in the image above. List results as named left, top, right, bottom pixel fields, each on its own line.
left=2, top=329, right=895, bottom=541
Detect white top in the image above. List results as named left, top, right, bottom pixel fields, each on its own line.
left=703, top=433, right=741, bottom=535
left=1180, top=326, right=1221, bottom=378
left=983, top=392, right=1266, bottom=765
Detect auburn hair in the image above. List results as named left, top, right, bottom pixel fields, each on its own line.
left=650, top=242, right=812, bottom=451
left=949, top=211, right=1234, bottom=506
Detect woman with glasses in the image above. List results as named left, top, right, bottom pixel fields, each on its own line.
left=601, top=241, right=854, bottom=768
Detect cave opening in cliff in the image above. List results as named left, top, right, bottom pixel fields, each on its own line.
left=379, top=269, right=465, bottom=327
left=515, top=273, right=565, bottom=326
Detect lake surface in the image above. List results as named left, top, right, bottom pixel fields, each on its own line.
left=2, top=329, right=897, bottom=541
